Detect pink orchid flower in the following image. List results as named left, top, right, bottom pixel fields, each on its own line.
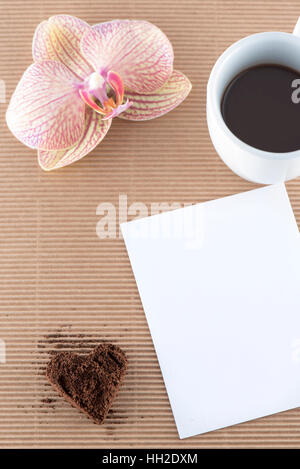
left=6, top=15, right=192, bottom=171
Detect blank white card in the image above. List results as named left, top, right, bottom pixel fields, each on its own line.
left=121, top=184, right=300, bottom=438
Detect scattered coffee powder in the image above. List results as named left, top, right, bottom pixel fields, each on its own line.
left=46, top=343, right=128, bottom=424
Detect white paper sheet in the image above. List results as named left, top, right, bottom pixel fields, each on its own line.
left=121, top=184, right=300, bottom=438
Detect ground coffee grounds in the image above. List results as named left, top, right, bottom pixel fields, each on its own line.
left=46, top=343, right=128, bottom=424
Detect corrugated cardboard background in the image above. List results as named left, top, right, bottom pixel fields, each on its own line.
left=1, top=0, right=300, bottom=449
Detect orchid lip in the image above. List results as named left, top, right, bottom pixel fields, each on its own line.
left=79, top=69, right=132, bottom=119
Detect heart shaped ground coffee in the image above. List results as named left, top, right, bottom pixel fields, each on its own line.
left=46, top=343, right=128, bottom=424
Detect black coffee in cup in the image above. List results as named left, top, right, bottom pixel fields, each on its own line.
left=221, top=64, right=300, bottom=153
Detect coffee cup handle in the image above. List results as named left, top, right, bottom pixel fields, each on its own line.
left=293, top=17, right=300, bottom=36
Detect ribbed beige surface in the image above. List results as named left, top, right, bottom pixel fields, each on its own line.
left=1, top=0, right=300, bottom=449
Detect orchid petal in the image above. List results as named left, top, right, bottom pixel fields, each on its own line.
left=81, top=20, right=174, bottom=94
left=38, top=108, right=111, bottom=170
left=6, top=60, right=85, bottom=150
left=118, top=70, right=191, bottom=121
left=33, top=15, right=93, bottom=79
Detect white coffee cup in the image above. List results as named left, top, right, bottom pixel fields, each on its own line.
left=207, top=18, right=300, bottom=184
